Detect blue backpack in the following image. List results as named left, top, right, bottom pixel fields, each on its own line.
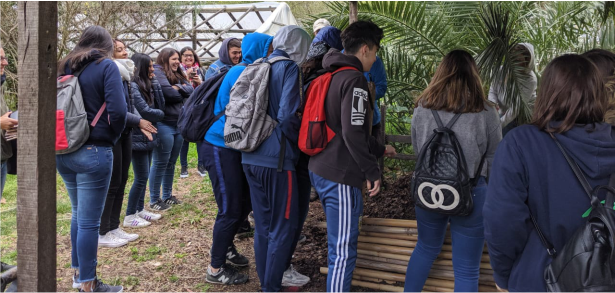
left=178, top=67, right=230, bottom=142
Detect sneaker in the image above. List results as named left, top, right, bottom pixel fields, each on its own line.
left=206, top=264, right=249, bottom=285
left=235, top=222, right=254, bottom=240
left=72, top=272, right=81, bottom=289
left=137, top=210, right=162, bottom=221
left=164, top=196, right=182, bottom=205
left=79, top=278, right=123, bottom=292
left=98, top=233, right=129, bottom=248
left=297, top=234, right=307, bottom=245
left=180, top=166, right=189, bottom=178
left=282, top=264, right=310, bottom=287
left=109, top=228, right=139, bottom=242
left=226, top=245, right=249, bottom=267
left=197, top=164, right=207, bottom=177
left=310, top=187, right=319, bottom=202
left=123, top=214, right=151, bottom=228
left=149, top=199, right=172, bottom=211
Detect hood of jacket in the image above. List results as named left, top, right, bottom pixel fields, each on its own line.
left=241, top=32, right=274, bottom=64
left=272, top=25, right=311, bottom=64
left=114, top=59, right=134, bottom=82
left=322, top=49, right=364, bottom=72
left=517, top=42, right=535, bottom=73
left=218, top=37, right=237, bottom=66
left=554, top=122, right=615, bottom=179
left=312, top=26, right=343, bottom=51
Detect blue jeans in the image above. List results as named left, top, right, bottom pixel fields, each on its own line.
left=56, top=145, right=113, bottom=283
left=179, top=140, right=204, bottom=167
left=1, top=161, right=7, bottom=198
left=126, top=150, right=153, bottom=215
left=149, top=122, right=183, bottom=203
left=404, top=177, right=487, bottom=292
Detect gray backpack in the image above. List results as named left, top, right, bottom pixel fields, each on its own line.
left=56, top=63, right=106, bottom=154
left=224, top=56, right=290, bottom=152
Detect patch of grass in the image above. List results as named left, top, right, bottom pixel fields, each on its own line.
left=168, top=275, right=179, bottom=283
left=174, top=252, right=187, bottom=259
left=130, top=245, right=165, bottom=262
left=195, top=283, right=212, bottom=292
left=124, top=276, right=140, bottom=286
left=63, top=263, right=71, bottom=269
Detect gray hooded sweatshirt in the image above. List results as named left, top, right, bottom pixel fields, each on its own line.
left=488, top=43, right=537, bottom=127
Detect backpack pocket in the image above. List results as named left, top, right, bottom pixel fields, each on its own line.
left=307, top=120, right=327, bottom=149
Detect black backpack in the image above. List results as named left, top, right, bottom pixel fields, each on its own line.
left=531, top=133, right=615, bottom=292
left=410, top=110, right=486, bottom=216
left=178, top=67, right=229, bottom=142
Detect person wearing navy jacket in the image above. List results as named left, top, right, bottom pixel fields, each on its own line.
left=241, top=25, right=311, bottom=292
left=56, top=25, right=126, bottom=293
left=149, top=48, right=193, bottom=211
left=484, top=54, right=615, bottom=292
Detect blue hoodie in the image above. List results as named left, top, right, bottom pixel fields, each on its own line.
left=484, top=123, right=615, bottom=291
left=312, top=26, right=343, bottom=51
left=242, top=25, right=311, bottom=171
left=205, top=38, right=239, bottom=80
left=204, top=33, right=274, bottom=148
left=365, top=56, right=387, bottom=125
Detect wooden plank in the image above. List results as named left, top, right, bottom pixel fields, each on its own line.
left=386, top=135, right=412, bottom=144
left=16, top=1, right=58, bottom=291
left=197, top=6, right=276, bottom=13
left=255, top=10, right=265, bottom=23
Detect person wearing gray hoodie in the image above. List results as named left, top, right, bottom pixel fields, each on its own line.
left=488, top=43, right=537, bottom=136
left=205, top=38, right=242, bottom=80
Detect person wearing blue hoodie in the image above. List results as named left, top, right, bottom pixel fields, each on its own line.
left=484, top=54, right=615, bottom=292
left=241, top=25, right=311, bottom=292
left=202, top=32, right=273, bottom=286
left=367, top=56, right=387, bottom=128
left=205, top=38, right=242, bottom=80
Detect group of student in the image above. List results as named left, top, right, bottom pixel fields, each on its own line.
left=1, top=14, right=614, bottom=293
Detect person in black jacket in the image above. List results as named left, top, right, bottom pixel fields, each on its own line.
left=149, top=48, right=194, bottom=211
left=124, top=53, right=166, bottom=227
left=56, top=25, right=126, bottom=293
left=98, top=39, right=158, bottom=248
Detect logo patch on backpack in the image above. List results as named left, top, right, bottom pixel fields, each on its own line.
left=351, top=88, right=368, bottom=126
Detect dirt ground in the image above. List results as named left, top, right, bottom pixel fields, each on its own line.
left=54, top=170, right=414, bottom=292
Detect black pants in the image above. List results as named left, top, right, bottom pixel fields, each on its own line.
left=285, top=152, right=312, bottom=268
left=99, top=132, right=132, bottom=235
left=201, top=142, right=252, bottom=268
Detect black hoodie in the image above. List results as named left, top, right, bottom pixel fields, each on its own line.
left=308, top=49, right=385, bottom=188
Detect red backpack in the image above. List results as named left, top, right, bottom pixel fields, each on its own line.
left=299, top=66, right=358, bottom=156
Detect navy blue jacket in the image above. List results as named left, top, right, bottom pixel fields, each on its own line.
left=153, top=64, right=193, bottom=125
left=241, top=50, right=302, bottom=171
left=484, top=123, right=615, bottom=291
left=69, top=58, right=127, bottom=146
left=130, top=79, right=165, bottom=151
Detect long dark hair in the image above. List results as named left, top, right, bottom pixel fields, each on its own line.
left=416, top=50, right=488, bottom=113
left=131, top=53, right=154, bottom=105
left=58, top=26, right=114, bottom=75
left=582, top=49, right=615, bottom=125
left=532, top=54, right=607, bottom=133
left=180, top=46, right=201, bottom=67
left=156, top=48, right=186, bottom=85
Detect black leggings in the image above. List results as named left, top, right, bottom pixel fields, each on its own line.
left=99, top=132, right=132, bottom=235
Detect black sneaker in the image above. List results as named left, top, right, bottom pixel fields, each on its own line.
left=149, top=199, right=172, bottom=211
left=206, top=264, right=249, bottom=285
left=180, top=166, right=189, bottom=178
left=164, top=196, right=182, bottom=205
left=235, top=225, right=254, bottom=240
left=79, top=278, right=123, bottom=292
left=226, top=245, right=249, bottom=267
left=197, top=164, right=207, bottom=177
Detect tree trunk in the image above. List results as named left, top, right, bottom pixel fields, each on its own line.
left=349, top=1, right=358, bottom=24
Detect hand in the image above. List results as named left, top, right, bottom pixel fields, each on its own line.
left=0, top=112, right=18, bottom=130
left=384, top=145, right=397, bottom=158
left=172, top=85, right=180, bottom=90
left=192, top=75, right=202, bottom=85
left=366, top=179, right=381, bottom=197
left=496, top=284, right=508, bottom=292
left=140, top=129, right=153, bottom=141
left=138, top=119, right=157, bottom=134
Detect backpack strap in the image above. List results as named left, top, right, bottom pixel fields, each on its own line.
left=90, top=103, right=107, bottom=127
left=430, top=109, right=462, bottom=130
left=530, top=212, right=557, bottom=257
left=73, top=61, right=94, bottom=78
left=332, top=66, right=359, bottom=75
left=549, top=132, right=594, bottom=201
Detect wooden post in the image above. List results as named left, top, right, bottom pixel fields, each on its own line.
left=379, top=104, right=386, bottom=173
left=16, top=2, right=58, bottom=292
left=192, top=8, right=197, bottom=50
left=349, top=1, right=358, bottom=24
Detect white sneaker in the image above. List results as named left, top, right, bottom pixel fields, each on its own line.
left=98, top=233, right=129, bottom=248
left=281, top=264, right=310, bottom=287
left=109, top=227, right=139, bottom=242
left=137, top=210, right=162, bottom=221
left=123, top=214, right=151, bottom=228
left=72, top=272, right=81, bottom=289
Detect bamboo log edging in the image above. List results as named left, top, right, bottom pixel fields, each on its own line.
left=361, top=225, right=419, bottom=235
left=362, top=218, right=418, bottom=228
left=357, top=242, right=491, bottom=263
left=358, top=254, right=411, bottom=266
left=357, top=250, right=493, bottom=270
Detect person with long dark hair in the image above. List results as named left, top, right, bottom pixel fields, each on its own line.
left=124, top=53, right=166, bottom=227
left=404, top=50, right=501, bottom=292
left=98, top=39, right=157, bottom=248
left=56, top=25, right=126, bottom=292
left=178, top=46, right=206, bottom=179
left=582, top=49, right=615, bottom=125
left=484, top=54, right=615, bottom=292
left=149, top=48, right=193, bottom=211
